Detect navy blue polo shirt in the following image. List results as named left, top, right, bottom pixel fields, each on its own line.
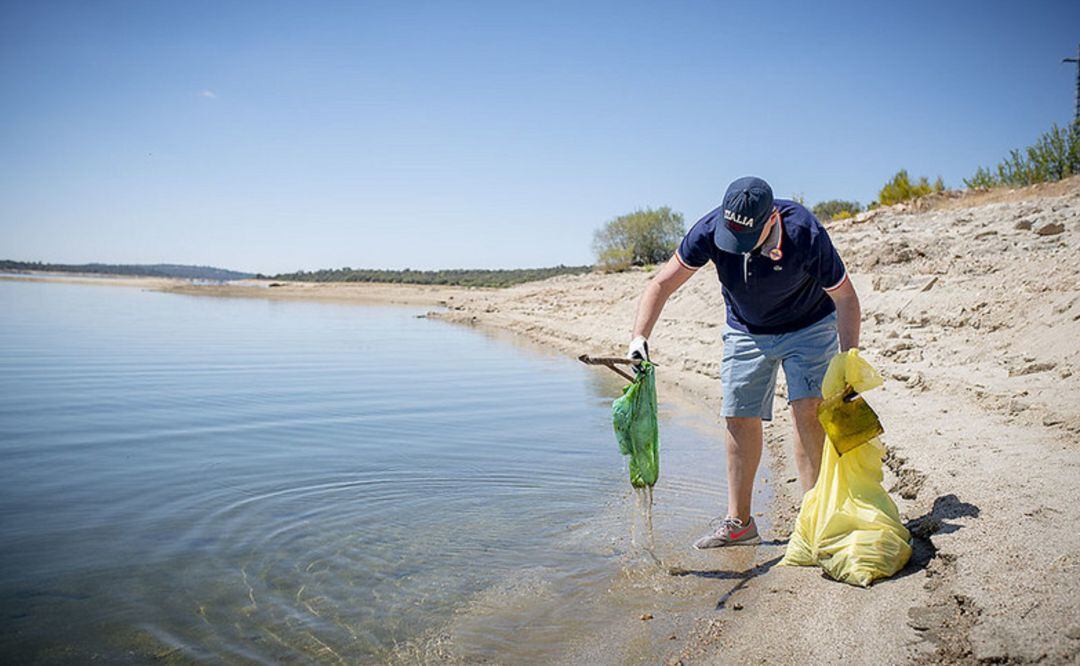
left=676, top=199, right=848, bottom=334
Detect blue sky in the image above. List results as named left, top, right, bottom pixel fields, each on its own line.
left=2, top=1, right=1078, bottom=273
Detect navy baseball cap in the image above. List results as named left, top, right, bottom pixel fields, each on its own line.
left=714, top=176, right=774, bottom=254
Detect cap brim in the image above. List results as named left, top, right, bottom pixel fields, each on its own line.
left=713, top=224, right=760, bottom=254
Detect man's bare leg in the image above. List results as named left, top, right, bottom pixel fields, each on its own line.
left=790, top=397, right=825, bottom=493
left=725, top=416, right=763, bottom=524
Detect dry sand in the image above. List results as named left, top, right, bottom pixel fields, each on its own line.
left=430, top=177, right=1080, bottom=664
left=14, top=177, right=1079, bottom=663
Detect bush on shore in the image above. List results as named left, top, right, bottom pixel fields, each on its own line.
left=963, top=122, right=1080, bottom=189
left=592, top=207, right=684, bottom=271
left=876, top=170, right=945, bottom=207
left=812, top=199, right=863, bottom=221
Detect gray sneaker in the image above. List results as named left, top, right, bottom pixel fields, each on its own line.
left=693, top=517, right=761, bottom=549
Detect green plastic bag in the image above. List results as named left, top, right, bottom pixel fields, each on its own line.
left=612, top=361, right=659, bottom=488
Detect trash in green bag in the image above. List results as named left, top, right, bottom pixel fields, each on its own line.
left=611, top=361, right=659, bottom=488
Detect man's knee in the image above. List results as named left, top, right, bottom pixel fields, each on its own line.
left=724, top=416, right=762, bottom=446
left=789, top=397, right=821, bottom=421
left=725, top=415, right=761, bottom=430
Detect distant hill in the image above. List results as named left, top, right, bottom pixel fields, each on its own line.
left=266, top=265, right=593, bottom=288
left=1, top=260, right=254, bottom=281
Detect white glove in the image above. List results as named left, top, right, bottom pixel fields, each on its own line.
left=627, top=335, right=650, bottom=367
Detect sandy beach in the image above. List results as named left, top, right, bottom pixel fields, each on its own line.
left=14, top=178, right=1080, bottom=663
left=430, top=178, right=1080, bottom=664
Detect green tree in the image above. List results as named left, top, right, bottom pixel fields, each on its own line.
left=963, top=167, right=997, bottom=190
left=592, top=207, right=685, bottom=270
left=877, top=169, right=945, bottom=206
left=964, top=122, right=1080, bottom=189
left=812, top=199, right=863, bottom=221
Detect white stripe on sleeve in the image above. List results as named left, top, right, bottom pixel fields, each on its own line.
left=823, top=273, right=849, bottom=292
left=675, top=251, right=703, bottom=271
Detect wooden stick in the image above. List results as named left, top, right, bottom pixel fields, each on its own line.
left=577, top=354, right=638, bottom=382
left=578, top=355, right=639, bottom=365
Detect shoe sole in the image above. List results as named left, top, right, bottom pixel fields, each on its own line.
left=692, top=535, right=762, bottom=550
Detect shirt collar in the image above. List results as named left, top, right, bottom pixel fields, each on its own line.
left=756, top=210, right=784, bottom=259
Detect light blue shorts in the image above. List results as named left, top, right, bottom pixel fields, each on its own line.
left=720, top=312, right=839, bottom=421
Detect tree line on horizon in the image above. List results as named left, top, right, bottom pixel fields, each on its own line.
left=0, top=260, right=253, bottom=281
left=265, top=265, right=593, bottom=288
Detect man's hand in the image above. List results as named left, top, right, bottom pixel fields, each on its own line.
left=628, top=335, right=650, bottom=370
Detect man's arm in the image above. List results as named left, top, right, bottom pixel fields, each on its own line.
left=631, top=255, right=698, bottom=340
left=825, top=277, right=860, bottom=351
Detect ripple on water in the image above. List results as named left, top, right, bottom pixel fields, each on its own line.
left=0, top=282, right=739, bottom=663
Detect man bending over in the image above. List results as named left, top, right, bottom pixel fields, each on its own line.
left=628, top=176, right=860, bottom=548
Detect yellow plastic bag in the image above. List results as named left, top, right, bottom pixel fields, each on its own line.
left=781, top=349, right=912, bottom=587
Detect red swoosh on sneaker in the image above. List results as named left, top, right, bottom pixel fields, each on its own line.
left=729, top=527, right=752, bottom=540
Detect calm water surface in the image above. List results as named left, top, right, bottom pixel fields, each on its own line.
left=0, top=279, right=746, bottom=663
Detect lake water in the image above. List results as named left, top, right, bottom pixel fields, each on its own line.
left=0, top=279, right=757, bottom=664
